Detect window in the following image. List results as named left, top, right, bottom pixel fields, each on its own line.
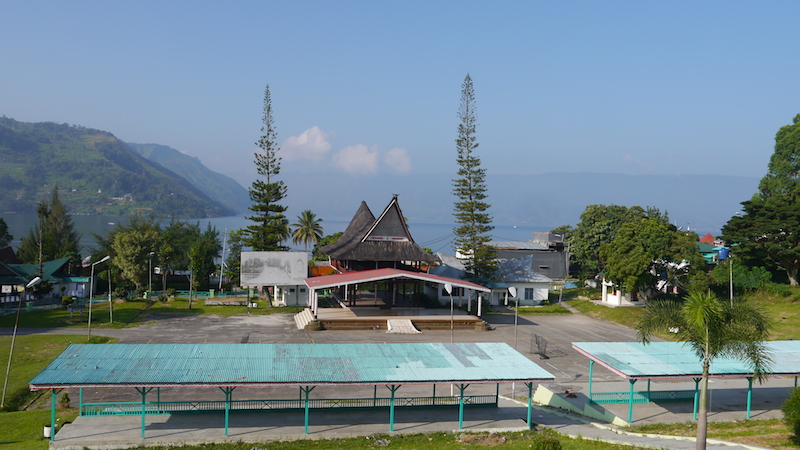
left=524, top=288, right=534, bottom=300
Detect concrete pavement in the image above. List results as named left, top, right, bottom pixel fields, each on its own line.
left=3, top=305, right=787, bottom=449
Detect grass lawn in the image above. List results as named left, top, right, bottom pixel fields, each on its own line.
left=14, top=428, right=649, bottom=450
left=0, top=334, right=114, bottom=412
left=0, top=298, right=298, bottom=330
left=516, top=303, right=572, bottom=314
left=629, top=418, right=799, bottom=450
left=0, top=408, right=78, bottom=450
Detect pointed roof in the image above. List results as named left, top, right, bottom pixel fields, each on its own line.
left=699, top=233, right=715, bottom=244
left=321, top=196, right=439, bottom=263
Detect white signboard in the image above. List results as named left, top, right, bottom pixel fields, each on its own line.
left=241, top=251, right=308, bottom=286
left=1, top=285, right=12, bottom=294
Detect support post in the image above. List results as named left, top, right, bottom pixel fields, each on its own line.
left=136, top=387, right=153, bottom=439
left=495, top=383, right=499, bottom=406
left=457, top=384, right=469, bottom=429
left=588, top=360, right=594, bottom=400
left=79, top=388, right=83, bottom=416
left=746, top=377, right=753, bottom=419
left=525, top=382, right=534, bottom=429
left=373, top=385, right=377, bottom=408
left=647, top=379, right=651, bottom=402
left=693, top=378, right=701, bottom=421
left=219, top=387, right=235, bottom=436
left=50, top=388, right=60, bottom=442
left=432, top=384, right=436, bottom=406
left=301, top=386, right=315, bottom=434
left=387, top=385, right=400, bottom=431
left=627, top=379, right=636, bottom=423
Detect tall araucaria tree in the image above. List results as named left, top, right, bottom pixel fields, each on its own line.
left=637, top=291, right=772, bottom=450
left=723, top=114, right=800, bottom=285
left=452, top=74, right=496, bottom=283
left=17, top=186, right=81, bottom=274
left=244, top=84, right=288, bottom=251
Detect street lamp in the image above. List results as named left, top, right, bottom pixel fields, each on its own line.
left=148, top=252, right=155, bottom=301
left=88, top=256, right=110, bottom=341
left=2, top=276, right=41, bottom=408
left=444, top=283, right=454, bottom=343
left=508, top=286, right=518, bottom=399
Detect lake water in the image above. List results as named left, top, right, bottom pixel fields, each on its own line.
left=0, top=213, right=551, bottom=254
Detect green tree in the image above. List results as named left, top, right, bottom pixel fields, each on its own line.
left=157, top=219, right=201, bottom=291
left=109, top=214, right=162, bottom=289
left=244, top=84, right=288, bottom=251
left=637, top=291, right=772, bottom=450
left=187, top=224, right=221, bottom=305
left=17, top=187, right=81, bottom=273
left=223, top=229, right=244, bottom=287
left=568, top=205, right=652, bottom=279
left=0, top=218, right=12, bottom=248
left=452, top=74, right=496, bottom=283
left=599, top=216, right=704, bottom=300
left=312, top=231, right=342, bottom=262
left=292, top=210, right=324, bottom=251
left=723, top=114, right=800, bottom=286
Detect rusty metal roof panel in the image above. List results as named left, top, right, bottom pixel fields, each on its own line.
left=30, top=342, right=554, bottom=389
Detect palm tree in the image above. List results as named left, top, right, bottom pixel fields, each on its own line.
left=292, top=210, right=324, bottom=251
left=637, top=291, right=772, bottom=450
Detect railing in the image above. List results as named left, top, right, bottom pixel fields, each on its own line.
left=81, top=395, right=498, bottom=417
left=590, top=389, right=696, bottom=404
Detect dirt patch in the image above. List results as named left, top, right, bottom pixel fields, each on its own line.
left=457, top=433, right=507, bottom=446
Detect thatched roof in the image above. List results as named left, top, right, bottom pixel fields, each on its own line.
left=321, top=197, right=439, bottom=263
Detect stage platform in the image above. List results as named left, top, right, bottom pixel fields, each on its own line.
left=307, top=307, right=489, bottom=331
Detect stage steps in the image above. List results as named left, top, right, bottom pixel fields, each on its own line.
left=386, top=319, right=421, bottom=334
left=294, top=308, right=315, bottom=330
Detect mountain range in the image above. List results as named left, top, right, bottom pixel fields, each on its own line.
left=0, top=117, right=245, bottom=217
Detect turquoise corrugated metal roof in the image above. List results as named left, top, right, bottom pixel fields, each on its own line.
left=573, top=341, right=800, bottom=379
left=30, top=342, right=554, bottom=389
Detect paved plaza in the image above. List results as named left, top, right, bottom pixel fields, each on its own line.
left=4, top=305, right=786, bottom=449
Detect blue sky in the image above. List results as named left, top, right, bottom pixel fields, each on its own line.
left=2, top=1, right=799, bottom=186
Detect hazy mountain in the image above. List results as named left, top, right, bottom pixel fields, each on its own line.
left=0, top=117, right=234, bottom=217
left=281, top=172, right=760, bottom=236
left=125, top=142, right=250, bottom=213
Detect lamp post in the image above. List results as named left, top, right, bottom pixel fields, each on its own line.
left=508, top=286, right=518, bottom=399
left=444, top=283, right=454, bottom=343
left=148, top=252, right=155, bottom=301
left=2, top=276, right=42, bottom=408
left=88, top=256, right=110, bottom=341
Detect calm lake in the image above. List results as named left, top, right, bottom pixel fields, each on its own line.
left=0, top=213, right=551, bottom=255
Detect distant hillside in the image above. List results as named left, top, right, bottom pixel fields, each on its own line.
left=125, top=143, right=250, bottom=214
left=0, top=117, right=234, bottom=217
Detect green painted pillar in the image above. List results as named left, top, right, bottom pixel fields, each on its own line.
left=693, top=378, right=701, bottom=421
left=373, top=385, right=378, bottom=408
left=588, top=360, right=594, bottom=400
left=136, top=387, right=152, bottom=439
left=432, top=384, right=436, bottom=406
left=50, top=389, right=59, bottom=442
left=157, top=387, right=161, bottom=414
left=525, top=382, right=533, bottom=429
left=458, top=384, right=469, bottom=430
left=220, top=387, right=235, bottom=436
left=647, top=379, right=651, bottom=401
left=627, top=379, right=636, bottom=423
left=301, top=386, right=315, bottom=434
left=79, top=388, right=83, bottom=416
left=387, top=385, right=400, bottom=431
left=495, top=383, right=500, bottom=406
left=746, top=377, right=753, bottom=419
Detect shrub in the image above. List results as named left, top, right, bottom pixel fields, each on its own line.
left=784, top=387, right=800, bottom=443
left=59, top=392, right=70, bottom=406
left=112, top=287, right=129, bottom=300
left=530, top=428, right=562, bottom=450
left=765, top=283, right=792, bottom=297
left=61, top=296, right=75, bottom=306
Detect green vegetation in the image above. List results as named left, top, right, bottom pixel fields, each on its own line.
left=783, top=388, right=800, bottom=444
left=0, top=408, right=78, bottom=450
left=244, top=84, right=289, bottom=251
left=516, top=304, right=572, bottom=315
left=0, top=299, right=150, bottom=329
left=452, top=74, right=497, bottom=283
left=16, top=187, right=80, bottom=267
left=292, top=210, right=324, bottom=251
left=0, top=117, right=232, bottom=217
left=629, top=418, right=796, bottom=450
left=0, top=334, right=113, bottom=412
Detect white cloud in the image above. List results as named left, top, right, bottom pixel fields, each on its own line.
left=332, top=144, right=379, bottom=175
left=384, top=147, right=411, bottom=173
left=282, top=126, right=332, bottom=162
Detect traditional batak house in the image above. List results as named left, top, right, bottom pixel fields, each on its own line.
left=319, top=195, right=440, bottom=307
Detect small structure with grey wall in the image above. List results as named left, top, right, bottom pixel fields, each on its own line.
left=241, top=251, right=310, bottom=306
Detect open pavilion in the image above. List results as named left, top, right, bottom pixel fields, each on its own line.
left=572, top=341, right=800, bottom=423
left=30, top=342, right=554, bottom=442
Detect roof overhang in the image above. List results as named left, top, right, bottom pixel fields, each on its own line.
left=305, top=268, right=490, bottom=293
